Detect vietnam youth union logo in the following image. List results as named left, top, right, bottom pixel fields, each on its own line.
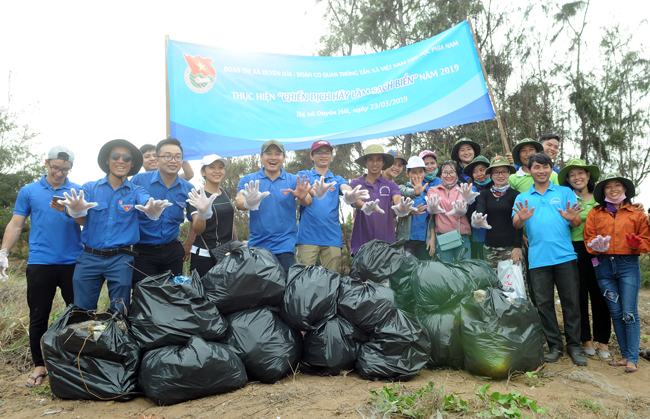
left=183, top=54, right=216, bottom=94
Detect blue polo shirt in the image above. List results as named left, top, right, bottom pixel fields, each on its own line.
left=80, top=176, right=150, bottom=249
left=296, top=168, right=348, bottom=248
left=13, top=175, right=83, bottom=265
left=238, top=168, right=300, bottom=254
left=512, top=182, right=577, bottom=269
left=407, top=181, right=429, bottom=242
left=131, top=171, right=193, bottom=245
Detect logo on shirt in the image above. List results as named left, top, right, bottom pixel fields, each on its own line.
left=119, top=200, right=133, bottom=212
left=379, top=186, right=391, bottom=196
left=550, top=197, right=561, bottom=206
left=329, top=187, right=336, bottom=192
left=281, top=189, right=290, bottom=195
left=176, top=201, right=186, bottom=208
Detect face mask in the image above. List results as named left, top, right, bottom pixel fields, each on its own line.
left=425, top=169, right=438, bottom=181
left=474, top=176, right=491, bottom=186
left=605, top=193, right=626, bottom=205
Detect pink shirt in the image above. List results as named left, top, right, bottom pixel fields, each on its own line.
left=427, top=184, right=471, bottom=235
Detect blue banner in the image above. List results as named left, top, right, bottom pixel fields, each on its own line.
left=167, top=21, right=495, bottom=159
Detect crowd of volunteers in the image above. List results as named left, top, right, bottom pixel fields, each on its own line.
left=1, top=133, right=650, bottom=388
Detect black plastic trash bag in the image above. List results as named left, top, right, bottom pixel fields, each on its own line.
left=416, top=307, right=464, bottom=370
left=280, top=264, right=340, bottom=331
left=301, top=316, right=367, bottom=376
left=337, top=277, right=396, bottom=334
left=389, top=252, right=420, bottom=313
left=350, top=239, right=417, bottom=284
left=202, top=242, right=286, bottom=314
left=224, top=307, right=301, bottom=384
left=41, top=305, right=140, bottom=401
left=460, top=288, right=544, bottom=379
left=355, top=310, right=430, bottom=382
left=412, top=259, right=500, bottom=314
left=138, top=336, right=247, bottom=405
left=129, top=271, right=227, bottom=351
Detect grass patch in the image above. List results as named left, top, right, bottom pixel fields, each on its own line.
left=578, top=398, right=605, bottom=414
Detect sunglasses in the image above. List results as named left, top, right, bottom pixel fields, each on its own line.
left=110, top=152, right=132, bottom=162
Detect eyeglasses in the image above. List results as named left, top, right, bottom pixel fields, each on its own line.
left=491, top=170, right=509, bottom=176
left=441, top=171, right=456, bottom=177
left=313, top=151, right=332, bottom=156
left=158, top=154, right=183, bottom=162
left=48, top=163, right=71, bottom=174
left=110, top=152, right=132, bottom=162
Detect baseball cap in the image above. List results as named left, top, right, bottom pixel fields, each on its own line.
left=261, top=140, right=285, bottom=153
left=406, top=156, right=426, bottom=170
left=48, top=146, right=75, bottom=163
left=387, top=149, right=407, bottom=165
left=418, top=150, right=438, bottom=160
left=310, top=140, right=333, bottom=154
left=200, top=154, right=229, bottom=169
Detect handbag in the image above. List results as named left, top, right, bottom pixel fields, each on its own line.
left=437, top=216, right=463, bottom=251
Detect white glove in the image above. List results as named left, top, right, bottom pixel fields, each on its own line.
left=457, top=183, right=480, bottom=205
left=445, top=199, right=468, bottom=217
left=61, top=189, right=98, bottom=218
left=587, top=235, right=611, bottom=253
left=242, top=180, right=270, bottom=211
left=186, top=187, right=218, bottom=220
left=425, top=195, right=446, bottom=215
left=392, top=197, right=415, bottom=218
left=471, top=211, right=492, bottom=229
left=343, top=185, right=370, bottom=205
left=361, top=199, right=385, bottom=216
left=135, top=198, right=173, bottom=221
left=313, top=176, right=337, bottom=200
left=0, top=248, right=8, bottom=282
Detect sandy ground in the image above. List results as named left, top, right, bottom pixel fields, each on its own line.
left=3, top=290, right=650, bottom=418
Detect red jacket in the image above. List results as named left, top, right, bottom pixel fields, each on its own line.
left=584, top=203, right=650, bottom=255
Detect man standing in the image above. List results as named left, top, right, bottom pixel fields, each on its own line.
left=61, top=139, right=170, bottom=312
left=131, top=138, right=194, bottom=284
left=139, top=143, right=194, bottom=181
left=506, top=134, right=561, bottom=173
left=236, top=140, right=314, bottom=273
left=0, top=146, right=82, bottom=388
left=508, top=138, right=558, bottom=193
left=512, top=153, right=585, bottom=366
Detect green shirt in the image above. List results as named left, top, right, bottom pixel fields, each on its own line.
left=570, top=193, right=596, bottom=241
left=508, top=169, right=559, bottom=193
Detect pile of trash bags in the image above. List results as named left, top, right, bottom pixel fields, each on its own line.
left=42, top=239, right=545, bottom=406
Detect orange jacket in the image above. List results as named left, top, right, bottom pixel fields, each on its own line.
left=584, top=203, right=650, bottom=255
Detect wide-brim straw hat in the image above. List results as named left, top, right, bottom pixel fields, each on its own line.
left=354, top=144, right=395, bottom=170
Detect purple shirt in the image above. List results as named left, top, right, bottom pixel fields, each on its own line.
left=349, top=174, right=401, bottom=254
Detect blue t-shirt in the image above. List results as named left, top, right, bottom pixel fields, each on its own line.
left=13, top=175, right=83, bottom=265
left=238, top=168, right=300, bottom=254
left=512, top=183, right=577, bottom=269
left=296, top=168, right=348, bottom=248
left=131, top=171, right=193, bottom=245
left=407, top=181, right=429, bottom=242
left=80, top=176, right=150, bottom=249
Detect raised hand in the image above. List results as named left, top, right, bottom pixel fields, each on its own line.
left=558, top=201, right=583, bottom=222
left=392, top=197, right=416, bottom=218
left=361, top=199, right=385, bottom=216
left=587, top=235, right=611, bottom=253
left=410, top=173, right=426, bottom=196
left=426, top=194, right=446, bottom=215
left=312, top=176, right=337, bottom=200
left=626, top=233, right=644, bottom=250
left=445, top=199, right=468, bottom=217
left=457, top=183, right=479, bottom=205
left=513, top=200, right=535, bottom=222
left=471, top=211, right=492, bottom=229
left=186, top=186, right=218, bottom=220
left=135, top=198, right=173, bottom=221
left=287, top=175, right=314, bottom=201
left=343, top=185, right=370, bottom=205
left=242, top=180, right=270, bottom=211
left=60, top=189, right=98, bottom=218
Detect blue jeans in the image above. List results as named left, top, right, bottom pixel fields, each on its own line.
left=73, top=252, right=134, bottom=313
left=594, top=255, right=641, bottom=364
left=435, top=234, right=471, bottom=263
left=274, top=252, right=295, bottom=274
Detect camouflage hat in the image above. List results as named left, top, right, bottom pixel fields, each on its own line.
left=593, top=172, right=635, bottom=204
left=451, top=138, right=481, bottom=163
left=355, top=144, right=395, bottom=170
left=512, top=138, right=543, bottom=166
left=485, top=155, right=516, bottom=175
left=557, top=158, right=600, bottom=188
left=463, top=155, right=491, bottom=177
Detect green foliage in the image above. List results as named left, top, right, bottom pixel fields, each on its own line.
left=30, top=382, right=54, bottom=399
left=578, top=398, right=604, bottom=414
left=475, top=383, right=549, bottom=418
left=368, top=381, right=445, bottom=418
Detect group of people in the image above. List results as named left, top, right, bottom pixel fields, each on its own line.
left=1, top=133, right=649, bottom=388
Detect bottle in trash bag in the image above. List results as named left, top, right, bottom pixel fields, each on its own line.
left=169, top=275, right=191, bottom=284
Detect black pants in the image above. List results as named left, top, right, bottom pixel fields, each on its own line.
left=573, top=241, right=611, bottom=343
left=404, top=240, right=430, bottom=261
left=190, top=253, right=217, bottom=278
left=132, top=240, right=185, bottom=285
left=530, top=260, right=581, bottom=352
left=26, top=264, right=75, bottom=367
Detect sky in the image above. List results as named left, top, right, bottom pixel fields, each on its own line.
left=1, top=0, right=648, bottom=199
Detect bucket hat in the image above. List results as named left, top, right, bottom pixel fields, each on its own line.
left=593, top=172, right=635, bottom=204
left=451, top=138, right=481, bottom=163
left=557, top=158, right=600, bottom=188
left=512, top=138, right=543, bottom=166
left=97, top=139, right=143, bottom=177
left=485, top=155, right=516, bottom=175
left=354, top=144, right=395, bottom=170
left=462, top=156, right=491, bottom=177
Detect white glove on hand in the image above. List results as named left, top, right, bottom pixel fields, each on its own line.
left=458, top=183, right=480, bottom=205
left=61, top=189, right=98, bottom=218
left=242, top=180, right=270, bottom=211
left=392, top=197, right=415, bottom=218
left=587, top=235, right=611, bottom=253
left=186, top=187, right=218, bottom=220
left=471, top=211, right=492, bottom=229
left=361, top=199, right=385, bottom=216
left=425, top=195, right=446, bottom=215
left=313, top=176, right=337, bottom=200
left=343, top=185, right=370, bottom=205
left=0, top=248, right=8, bottom=282
left=135, top=198, right=173, bottom=221
left=445, top=199, right=468, bottom=217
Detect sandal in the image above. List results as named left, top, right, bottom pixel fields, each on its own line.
left=582, top=345, right=596, bottom=356
left=625, top=364, right=639, bottom=373
left=25, top=372, right=48, bottom=388
left=609, top=361, right=627, bottom=367
left=598, top=348, right=611, bottom=359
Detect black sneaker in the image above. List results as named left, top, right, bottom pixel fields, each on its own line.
left=568, top=349, right=588, bottom=366
left=544, top=349, right=562, bottom=363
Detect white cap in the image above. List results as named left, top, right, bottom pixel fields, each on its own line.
left=406, top=156, right=425, bottom=170
left=200, top=154, right=229, bottom=169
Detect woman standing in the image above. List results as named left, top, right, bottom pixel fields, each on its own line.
left=186, top=154, right=237, bottom=277
left=464, top=156, right=491, bottom=260
left=382, top=149, right=407, bottom=182
left=558, top=159, right=611, bottom=359
left=419, top=150, right=442, bottom=188
left=584, top=173, right=650, bottom=372
left=450, top=138, right=481, bottom=183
